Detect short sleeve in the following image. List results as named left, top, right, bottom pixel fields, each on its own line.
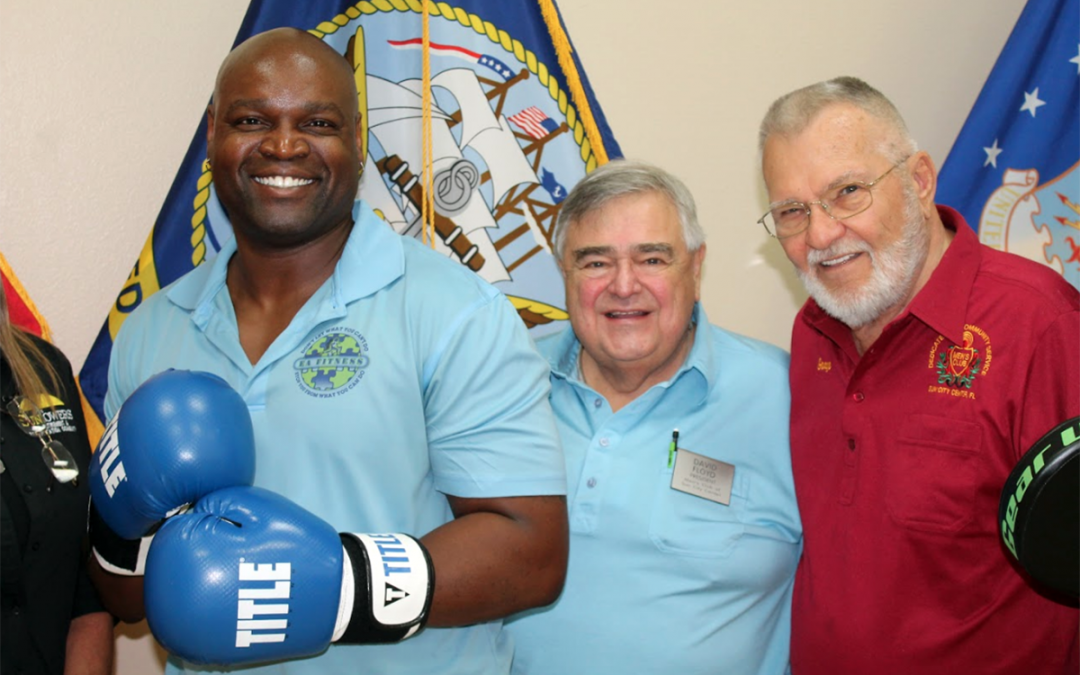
left=423, top=294, right=566, bottom=499
left=1017, top=308, right=1080, bottom=460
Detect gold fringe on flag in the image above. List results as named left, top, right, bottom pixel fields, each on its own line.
left=421, top=0, right=436, bottom=248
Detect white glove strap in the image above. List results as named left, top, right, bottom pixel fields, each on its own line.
left=333, top=533, right=433, bottom=643
left=332, top=548, right=356, bottom=642
left=92, top=533, right=153, bottom=576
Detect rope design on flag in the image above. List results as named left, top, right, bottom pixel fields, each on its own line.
left=308, top=0, right=609, bottom=172
left=536, top=0, right=607, bottom=167
left=191, top=159, right=214, bottom=266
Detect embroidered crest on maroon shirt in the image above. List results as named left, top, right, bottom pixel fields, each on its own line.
left=928, top=325, right=992, bottom=398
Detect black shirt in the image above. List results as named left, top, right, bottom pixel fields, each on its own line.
left=1, top=336, right=105, bottom=675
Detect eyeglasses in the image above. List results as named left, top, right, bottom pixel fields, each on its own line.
left=4, top=396, right=79, bottom=485
left=758, top=157, right=909, bottom=239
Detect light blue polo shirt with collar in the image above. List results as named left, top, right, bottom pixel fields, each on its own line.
left=105, top=202, right=566, bottom=675
left=505, top=304, right=801, bottom=675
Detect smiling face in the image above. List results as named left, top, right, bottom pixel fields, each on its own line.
left=561, top=190, right=705, bottom=384
left=206, top=29, right=362, bottom=249
left=762, top=103, right=932, bottom=328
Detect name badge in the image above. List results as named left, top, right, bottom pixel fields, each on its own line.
left=671, top=448, right=735, bottom=505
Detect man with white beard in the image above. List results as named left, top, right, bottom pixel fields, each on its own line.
left=758, top=76, right=1079, bottom=675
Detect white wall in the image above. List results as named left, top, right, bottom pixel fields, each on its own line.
left=0, top=1, right=1025, bottom=672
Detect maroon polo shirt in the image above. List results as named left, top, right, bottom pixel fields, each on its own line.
left=789, top=206, right=1079, bottom=675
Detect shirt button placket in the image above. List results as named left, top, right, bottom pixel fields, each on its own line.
left=587, top=437, right=610, bottom=491
left=839, top=382, right=866, bottom=505
left=574, top=431, right=612, bottom=531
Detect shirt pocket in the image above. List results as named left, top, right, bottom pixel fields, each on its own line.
left=649, top=464, right=750, bottom=558
left=886, top=414, right=983, bottom=533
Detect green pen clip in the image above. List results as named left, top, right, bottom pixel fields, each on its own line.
left=668, top=428, right=679, bottom=468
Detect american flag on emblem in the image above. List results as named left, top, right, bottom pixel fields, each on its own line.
left=509, top=106, right=561, bottom=140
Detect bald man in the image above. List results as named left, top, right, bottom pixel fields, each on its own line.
left=90, top=28, right=568, bottom=675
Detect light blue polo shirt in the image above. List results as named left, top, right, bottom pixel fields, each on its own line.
left=505, top=305, right=801, bottom=675
left=106, top=202, right=566, bottom=675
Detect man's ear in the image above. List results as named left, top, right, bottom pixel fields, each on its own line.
left=909, top=151, right=938, bottom=218
left=692, top=243, right=707, bottom=301
left=206, top=105, right=216, bottom=150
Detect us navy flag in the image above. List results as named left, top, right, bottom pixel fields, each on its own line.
left=937, top=0, right=1079, bottom=292
left=78, top=0, right=622, bottom=428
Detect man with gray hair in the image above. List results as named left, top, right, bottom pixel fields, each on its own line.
left=505, top=159, right=802, bottom=674
left=759, top=76, right=1079, bottom=674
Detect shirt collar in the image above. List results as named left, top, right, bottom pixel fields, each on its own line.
left=905, top=205, right=979, bottom=346
left=801, top=204, right=979, bottom=350
left=550, top=302, right=712, bottom=405
left=165, top=200, right=405, bottom=325
left=335, top=201, right=405, bottom=303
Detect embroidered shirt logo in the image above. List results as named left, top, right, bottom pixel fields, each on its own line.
left=293, top=328, right=370, bottom=398
left=928, top=325, right=992, bottom=399
left=816, top=357, right=832, bottom=373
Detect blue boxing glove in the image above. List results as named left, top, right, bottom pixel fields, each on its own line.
left=144, top=486, right=434, bottom=667
left=89, top=369, right=256, bottom=541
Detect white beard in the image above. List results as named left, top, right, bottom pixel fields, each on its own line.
left=797, top=184, right=929, bottom=328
